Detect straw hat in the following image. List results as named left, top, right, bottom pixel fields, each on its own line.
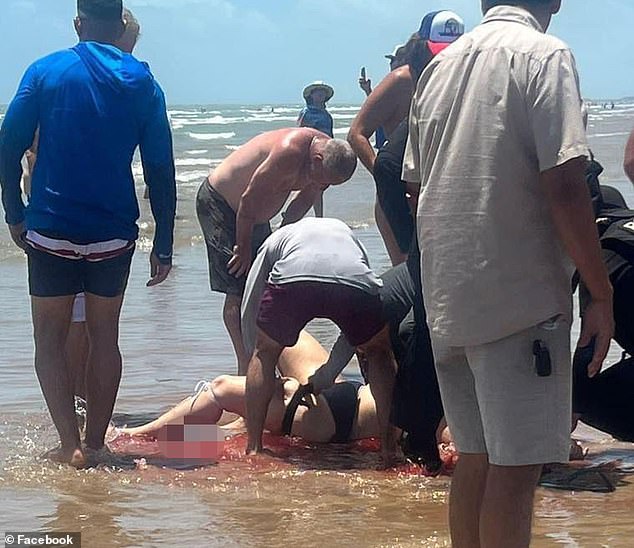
left=302, top=81, right=334, bottom=102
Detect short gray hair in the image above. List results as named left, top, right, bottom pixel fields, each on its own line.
left=322, top=139, right=357, bottom=182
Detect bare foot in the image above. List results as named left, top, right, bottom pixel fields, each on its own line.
left=42, top=446, right=87, bottom=469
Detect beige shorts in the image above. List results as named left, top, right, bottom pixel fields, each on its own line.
left=432, top=316, right=572, bottom=466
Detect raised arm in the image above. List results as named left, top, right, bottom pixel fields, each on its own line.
left=139, top=82, right=177, bottom=287
left=0, top=63, right=40, bottom=248
left=348, top=68, right=411, bottom=174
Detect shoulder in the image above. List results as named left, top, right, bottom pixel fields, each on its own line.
left=265, top=129, right=311, bottom=166
left=384, top=65, right=414, bottom=89
left=28, top=48, right=78, bottom=74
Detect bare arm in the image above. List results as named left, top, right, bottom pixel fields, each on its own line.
left=281, top=186, right=320, bottom=226
left=624, top=128, right=634, bottom=184
left=540, top=157, right=614, bottom=376
left=348, top=68, right=412, bottom=174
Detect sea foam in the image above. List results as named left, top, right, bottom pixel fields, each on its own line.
left=188, top=132, right=236, bottom=141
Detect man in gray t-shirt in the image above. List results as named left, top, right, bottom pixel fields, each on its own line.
left=241, top=218, right=399, bottom=463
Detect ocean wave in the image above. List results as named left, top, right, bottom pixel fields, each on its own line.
left=175, top=158, right=214, bottom=166
left=225, top=145, right=241, bottom=151
left=185, top=149, right=209, bottom=155
left=243, top=115, right=298, bottom=123
left=333, top=127, right=351, bottom=136
left=588, top=131, right=631, bottom=139
left=176, top=170, right=210, bottom=183
left=176, top=116, right=245, bottom=126
left=188, top=132, right=236, bottom=141
left=169, top=109, right=221, bottom=116
left=329, top=106, right=362, bottom=112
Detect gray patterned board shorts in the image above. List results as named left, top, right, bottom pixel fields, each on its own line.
left=196, top=179, right=271, bottom=296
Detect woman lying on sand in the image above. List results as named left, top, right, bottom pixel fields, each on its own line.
left=122, top=330, right=452, bottom=453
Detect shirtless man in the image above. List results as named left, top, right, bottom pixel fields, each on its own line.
left=196, top=128, right=357, bottom=371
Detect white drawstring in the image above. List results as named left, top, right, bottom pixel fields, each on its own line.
left=190, top=380, right=211, bottom=410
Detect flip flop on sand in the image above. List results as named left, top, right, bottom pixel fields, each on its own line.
left=539, top=461, right=626, bottom=493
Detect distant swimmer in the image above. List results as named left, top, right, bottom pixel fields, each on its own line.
left=239, top=218, right=399, bottom=463
left=298, top=81, right=335, bottom=217
left=0, top=0, right=176, bottom=467
left=196, top=128, right=357, bottom=373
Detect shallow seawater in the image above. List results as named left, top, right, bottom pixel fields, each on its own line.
left=1, top=102, right=634, bottom=547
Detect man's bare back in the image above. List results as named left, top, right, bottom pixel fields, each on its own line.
left=210, top=128, right=328, bottom=224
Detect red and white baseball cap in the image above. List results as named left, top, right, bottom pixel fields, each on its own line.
left=418, top=10, right=465, bottom=56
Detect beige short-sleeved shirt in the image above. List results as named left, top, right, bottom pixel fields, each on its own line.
left=402, top=6, right=588, bottom=346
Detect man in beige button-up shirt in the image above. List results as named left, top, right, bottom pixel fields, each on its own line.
left=403, top=1, right=614, bottom=546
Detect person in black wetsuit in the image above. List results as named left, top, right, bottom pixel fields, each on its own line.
left=308, top=259, right=445, bottom=470
left=574, top=181, right=634, bottom=440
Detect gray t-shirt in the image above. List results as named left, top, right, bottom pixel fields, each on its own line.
left=241, top=217, right=383, bottom=354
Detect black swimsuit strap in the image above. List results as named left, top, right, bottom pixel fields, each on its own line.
left=282, top=383, right=313, bottom=437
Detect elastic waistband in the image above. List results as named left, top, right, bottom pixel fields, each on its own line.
left=26, top=230, right=134, bottom=262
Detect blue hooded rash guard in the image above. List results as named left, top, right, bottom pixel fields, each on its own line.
left=0, top=42, right=176, bottom=262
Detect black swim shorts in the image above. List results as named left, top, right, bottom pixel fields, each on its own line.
left=196, top=179, right=271, bottom=296
left=27, top=245, right=134, bottom=298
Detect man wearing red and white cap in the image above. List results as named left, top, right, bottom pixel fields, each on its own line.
left=404, top=1, right=613, bottom=545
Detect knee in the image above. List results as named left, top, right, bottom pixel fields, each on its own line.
left=488, top=463, right=543, bottom=488
left=223, top=297, right=242, bottom=327
left=210, top=375, right=230, bottom=397
left=34, top=325, right=68, bottom=355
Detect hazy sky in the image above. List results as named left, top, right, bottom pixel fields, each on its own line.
left=1, top=0, right=633, bottom=104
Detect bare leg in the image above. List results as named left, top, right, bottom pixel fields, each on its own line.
left=245, top=329, right=283, bottom=454
left=32, top=295, right=85, bottom=467
left=124, top=374, right=290, bottom=438
left=66, top=322, right=89, bottom=400
left=449, top=453, right=489, bottom=548
left=123, top=386, right=223, bottom=436
left=83, top=293, right=125, bottom=450
left=223, top=293, right=250, bottom=374
left=359, top=326, right=399, bottom=462
left=479, top=464, right=542, bottom=548
left=375, top=200, right=407, bottom=266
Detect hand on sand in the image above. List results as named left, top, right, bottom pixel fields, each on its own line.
left=578, top=297, right=614, bottom=377
left=8, top=222, right=27, bottom=251
left=147, top=252, right=172, bottom=287
left=227, top=245, right=251, bottom=278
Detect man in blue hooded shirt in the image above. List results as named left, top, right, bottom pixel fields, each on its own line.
left=0, top=0, right=176, bottom=467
